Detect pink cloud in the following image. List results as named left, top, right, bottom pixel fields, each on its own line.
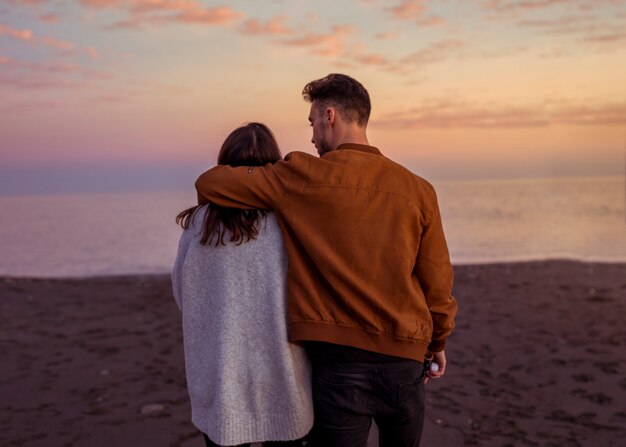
left=400, top=39, right=465, bottom=66
left=551, top=103, right=626, bottom=125
left=354, top=53, right=392, bottom=66
left=516, top=14, right=626, bottom=50
left=283, top=33, right=342, bottom=57
left=388, top=0, right=427, bottom=19
left=0, top=24, right=97, bottom=59
left=282, top=25, right=355, bottom=58
left=39, top=13, right=60, bottom=23
left=374, top=31, right=400, bottom=40
left=0, top=23, right=34, bottom=41
left=167, top=6, right=243, bottom=25
left=416, top=15, right=447, bottom=27
left=79, top=0, right=122, bottom=7
left=82, top=46, right=100, bottom=60
left=0, top=22, right=102, bottom=60
left=41, top=36, right=76, bottom=51
left=517, top=15, right=592, bottom=30
left=241, top=16, right=292, bottom=36
left=332, top=25, right=356, bottom=35
left=584, top=32, right=626, bottom=43
left=375, top=100, right=626, bottom=129
left=79, top=0, right=243, bottom=28
left=6, top=0, right=50, bottom=4
left=0, top=72, right=85, bottom=90
left=0, top=56, right=114, bottom=88
left=483, top=0, right=571, bottom=12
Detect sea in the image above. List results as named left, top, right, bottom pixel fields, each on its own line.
left=0, top=176, right=624, bottom=277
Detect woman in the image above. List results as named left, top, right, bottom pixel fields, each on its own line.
left=172, top=123, right=313, bottom=447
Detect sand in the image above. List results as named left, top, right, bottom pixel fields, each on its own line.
left=1, top=261, right=625, bottom=447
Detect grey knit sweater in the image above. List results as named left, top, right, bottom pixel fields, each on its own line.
left=172, top=207, right=313, bottom=445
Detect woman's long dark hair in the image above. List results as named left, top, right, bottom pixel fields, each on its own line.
left=176, top=122, right=282, bottom=246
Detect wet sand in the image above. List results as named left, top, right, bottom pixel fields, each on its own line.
left=1, top=261, right=625, bottom=446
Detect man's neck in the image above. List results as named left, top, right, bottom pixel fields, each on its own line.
left=332, top=128, right=369, bottom=149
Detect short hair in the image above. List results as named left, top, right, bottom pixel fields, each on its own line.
left=302, top=73, right=371, bottom=126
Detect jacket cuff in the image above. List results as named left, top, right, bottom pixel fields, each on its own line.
left=427, top=339, right=446, bottom=352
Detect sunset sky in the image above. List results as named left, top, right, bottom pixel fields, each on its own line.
left=1, top=0, right=625, bottom=193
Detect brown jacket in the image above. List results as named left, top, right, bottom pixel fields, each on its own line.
left=195, top=143, right=457, bottom=361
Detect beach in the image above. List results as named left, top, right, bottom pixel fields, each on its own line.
left=1, top=261, right=625, bottom=447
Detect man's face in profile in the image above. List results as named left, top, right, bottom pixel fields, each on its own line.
left=308, top=103, right=333, bottom=157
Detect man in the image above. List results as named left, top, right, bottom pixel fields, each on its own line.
left=195, top=73, right=458, bottom=447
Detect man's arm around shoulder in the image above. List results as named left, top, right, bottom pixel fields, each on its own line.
left=195, top=154, right=307, bottom=209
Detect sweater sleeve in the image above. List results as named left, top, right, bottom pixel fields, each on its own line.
left=415, top=193, right=458, bottom=352
left=195, top=157, right=299, bottom=209
left=171, top=227, right=193, bottom=311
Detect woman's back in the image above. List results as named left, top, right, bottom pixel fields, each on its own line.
left=172, top=207, right=313, bottom=446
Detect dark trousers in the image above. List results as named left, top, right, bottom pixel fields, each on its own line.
left=202, top=432, right=308, bottom=447
left=309, top=359, right=425, bottom=447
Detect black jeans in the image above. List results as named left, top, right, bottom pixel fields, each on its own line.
left=202, top=433, right=308, bottom=447
left=310, top=360, right=425, bottom=447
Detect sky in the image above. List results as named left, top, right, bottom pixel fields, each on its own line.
left=1, top=0, right=625, bottom=194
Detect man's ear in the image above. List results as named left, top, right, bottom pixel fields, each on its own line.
left=324, top=107, right=336, bottom=126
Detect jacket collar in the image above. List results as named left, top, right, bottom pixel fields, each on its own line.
left=335, top=143, right=381, bottom=155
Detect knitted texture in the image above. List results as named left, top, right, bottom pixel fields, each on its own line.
left=172, top=208, right=313, bottom=445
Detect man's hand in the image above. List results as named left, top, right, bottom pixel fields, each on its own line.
left=424, top=350, right=446, bottom=384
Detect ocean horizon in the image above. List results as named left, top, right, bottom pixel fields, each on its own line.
left=1, top=175, right=624, bottom=278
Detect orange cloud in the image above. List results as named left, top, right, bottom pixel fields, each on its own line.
left=375, top=100, right=626, bottom=129
left=240, top=16, right=292, bottom=36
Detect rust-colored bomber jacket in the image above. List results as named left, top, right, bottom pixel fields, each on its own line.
left=195, top=143, right=458, bottom=362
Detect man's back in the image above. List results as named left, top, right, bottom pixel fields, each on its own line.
left=195, top=143, right=456, bottom=361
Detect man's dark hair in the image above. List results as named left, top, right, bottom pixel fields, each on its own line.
left=302, top=73, right=371, bottom=126
left=176, top=122, right=282, bottom=245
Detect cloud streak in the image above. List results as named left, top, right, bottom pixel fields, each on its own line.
left=483, top=0, right=571, bottom=13
left=240, top=16, right=292, bottom=36
left=0, top=55, right=113, bottom=87
left=388, top=0, right=427, bottom=19
left=78, top=0, right=244, bottom=29
left=281, top=25, right=355, bottom=58
left=0, top=23, right=100, bottom=59
left=375, top=100, right=626, bottom=129
left=0, top=23, right=34, bottom=41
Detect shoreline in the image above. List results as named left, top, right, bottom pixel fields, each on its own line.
left=3, top=258, right=626, bottom=281
left=1, top=260, right=625, bottom=446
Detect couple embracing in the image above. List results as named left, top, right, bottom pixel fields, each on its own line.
left=172, top=73, right=458, bottom=447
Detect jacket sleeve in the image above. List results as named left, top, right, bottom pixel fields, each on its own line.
left=415, top=193, right=458, bottom=352
left=195, top=158, right=297, bottom=209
